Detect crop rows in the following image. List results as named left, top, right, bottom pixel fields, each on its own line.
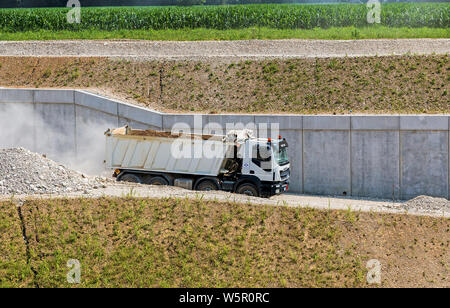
left=0, top=3, right=448, bottom=32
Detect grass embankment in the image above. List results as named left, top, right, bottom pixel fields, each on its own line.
left=0, top=201, right=33, bottom=287
left=0, top=197, right=448, bottom=288
left=2, top=27, right=449, bottom=41
left=0, top=55, right=448, bottom=114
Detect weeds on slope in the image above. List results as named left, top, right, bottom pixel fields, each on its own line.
left=0, top=55, right=448, bottom=114
left=0, top=197, right=447, bottom=288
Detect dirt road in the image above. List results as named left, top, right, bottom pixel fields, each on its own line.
left=0, top=39, right=448, bottom=60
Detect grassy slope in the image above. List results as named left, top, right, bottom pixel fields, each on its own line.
left=0, top=201, right=33, bottom=288
left=1, top=27, right=449, bottom=41
left=0, top=55, right=448, bottom=114
left=1, top=197, right=448, bottom=288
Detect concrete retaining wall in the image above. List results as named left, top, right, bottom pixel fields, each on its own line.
left=1, top=88, right=449, bottom=200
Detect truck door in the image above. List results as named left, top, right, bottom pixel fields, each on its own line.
left=247, top=142, right=274, bottom=182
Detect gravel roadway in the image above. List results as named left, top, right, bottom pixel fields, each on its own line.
left=2, top=182, right=448, bottom=218
left=0, top=39, right=449, bottom=60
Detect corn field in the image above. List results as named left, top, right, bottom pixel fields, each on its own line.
left=0, top=3, right=448, bottom=32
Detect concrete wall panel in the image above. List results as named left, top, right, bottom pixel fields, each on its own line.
left=0, top=88, right=34, bottom=103
left=206, top=115, right=256, bottom=134
left=304, top=116, right=350, bottom=130
left=303, top=131, right=351, bottom=196
left=34, top=89, right=74, bottom=104
left=34, top=103, right=76, bottom=160
left=400, top=116, right=448, bottom=131
left=254, top=115, right=302, bottom=131
left=118, top=118, right=160, bottom=130
left=75, top=105, right=119, bottom=129
left=401, top=131, right=449, bottom=199
left=118, top=103, right=162, bottom=129
left=75, top=90, right=118, bottom=115
left=352, top=131, right=400, bottom=199
left=163, top=114, right=206, bottom=132
left=351, top=116, right=399, bottom=131
left=0, top=102, right=37, bottom=151
left=75, top=106, right=119, bottom=174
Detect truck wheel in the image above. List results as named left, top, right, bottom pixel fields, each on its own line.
left=237, top=183, right=259, bottom=197
left=196, top=180, right=218, bottom=191
left=119, top=173, right=141, bottom=183
left=148, top=176, right=169, bottom=186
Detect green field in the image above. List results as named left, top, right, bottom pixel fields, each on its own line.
left=1, top=26, right=448, bottom=41
left=0, top=3, right=448, bottom=40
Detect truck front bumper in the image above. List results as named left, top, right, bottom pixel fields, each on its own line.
left=262, top=180, right=289, bottom=197
left=273, top=181, right=289, bottom=195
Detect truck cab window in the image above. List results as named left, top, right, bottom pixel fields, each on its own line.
left=273, top=141, right=289, bottom=166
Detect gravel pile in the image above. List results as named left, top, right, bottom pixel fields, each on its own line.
left=403, top=195, right=450, bottom=214
left=0, top=148, right=106, bottom=195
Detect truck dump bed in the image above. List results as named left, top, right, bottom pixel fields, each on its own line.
left=105, top=126, right=234, bottom=176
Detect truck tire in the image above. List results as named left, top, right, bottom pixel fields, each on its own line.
left=196, top=179, right=218, bottom=191
left=119, top=173, right=141, bottom=183
left=236, top=183, right=259, bottom=197
left=148, top=176, right=169, bottom=186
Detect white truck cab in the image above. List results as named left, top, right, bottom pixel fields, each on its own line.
left=238, top=137, right=290, bottom=196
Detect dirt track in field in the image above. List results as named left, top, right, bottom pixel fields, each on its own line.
left=0, top=39, right=448, bottom=60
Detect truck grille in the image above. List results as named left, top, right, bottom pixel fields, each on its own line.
left=280, top=168, right=290, bottom=181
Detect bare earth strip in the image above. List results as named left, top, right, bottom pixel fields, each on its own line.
left=0, top=39, right=449, bottom=60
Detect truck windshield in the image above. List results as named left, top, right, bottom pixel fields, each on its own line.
left=273, top=142, right=289, bottom=166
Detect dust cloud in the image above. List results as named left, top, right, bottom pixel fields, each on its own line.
left=0, top=103, right=112, bottom=176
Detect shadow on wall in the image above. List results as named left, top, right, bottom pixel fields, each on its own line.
left=0, top=103, right=109, bottom=175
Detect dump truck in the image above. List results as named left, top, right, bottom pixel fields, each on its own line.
left=105, top=126, right=290, bottom=197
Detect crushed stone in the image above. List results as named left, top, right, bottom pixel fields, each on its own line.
left=0, top=147, right=108, bottom=195
left=402, top=195, right=450, bottom=214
